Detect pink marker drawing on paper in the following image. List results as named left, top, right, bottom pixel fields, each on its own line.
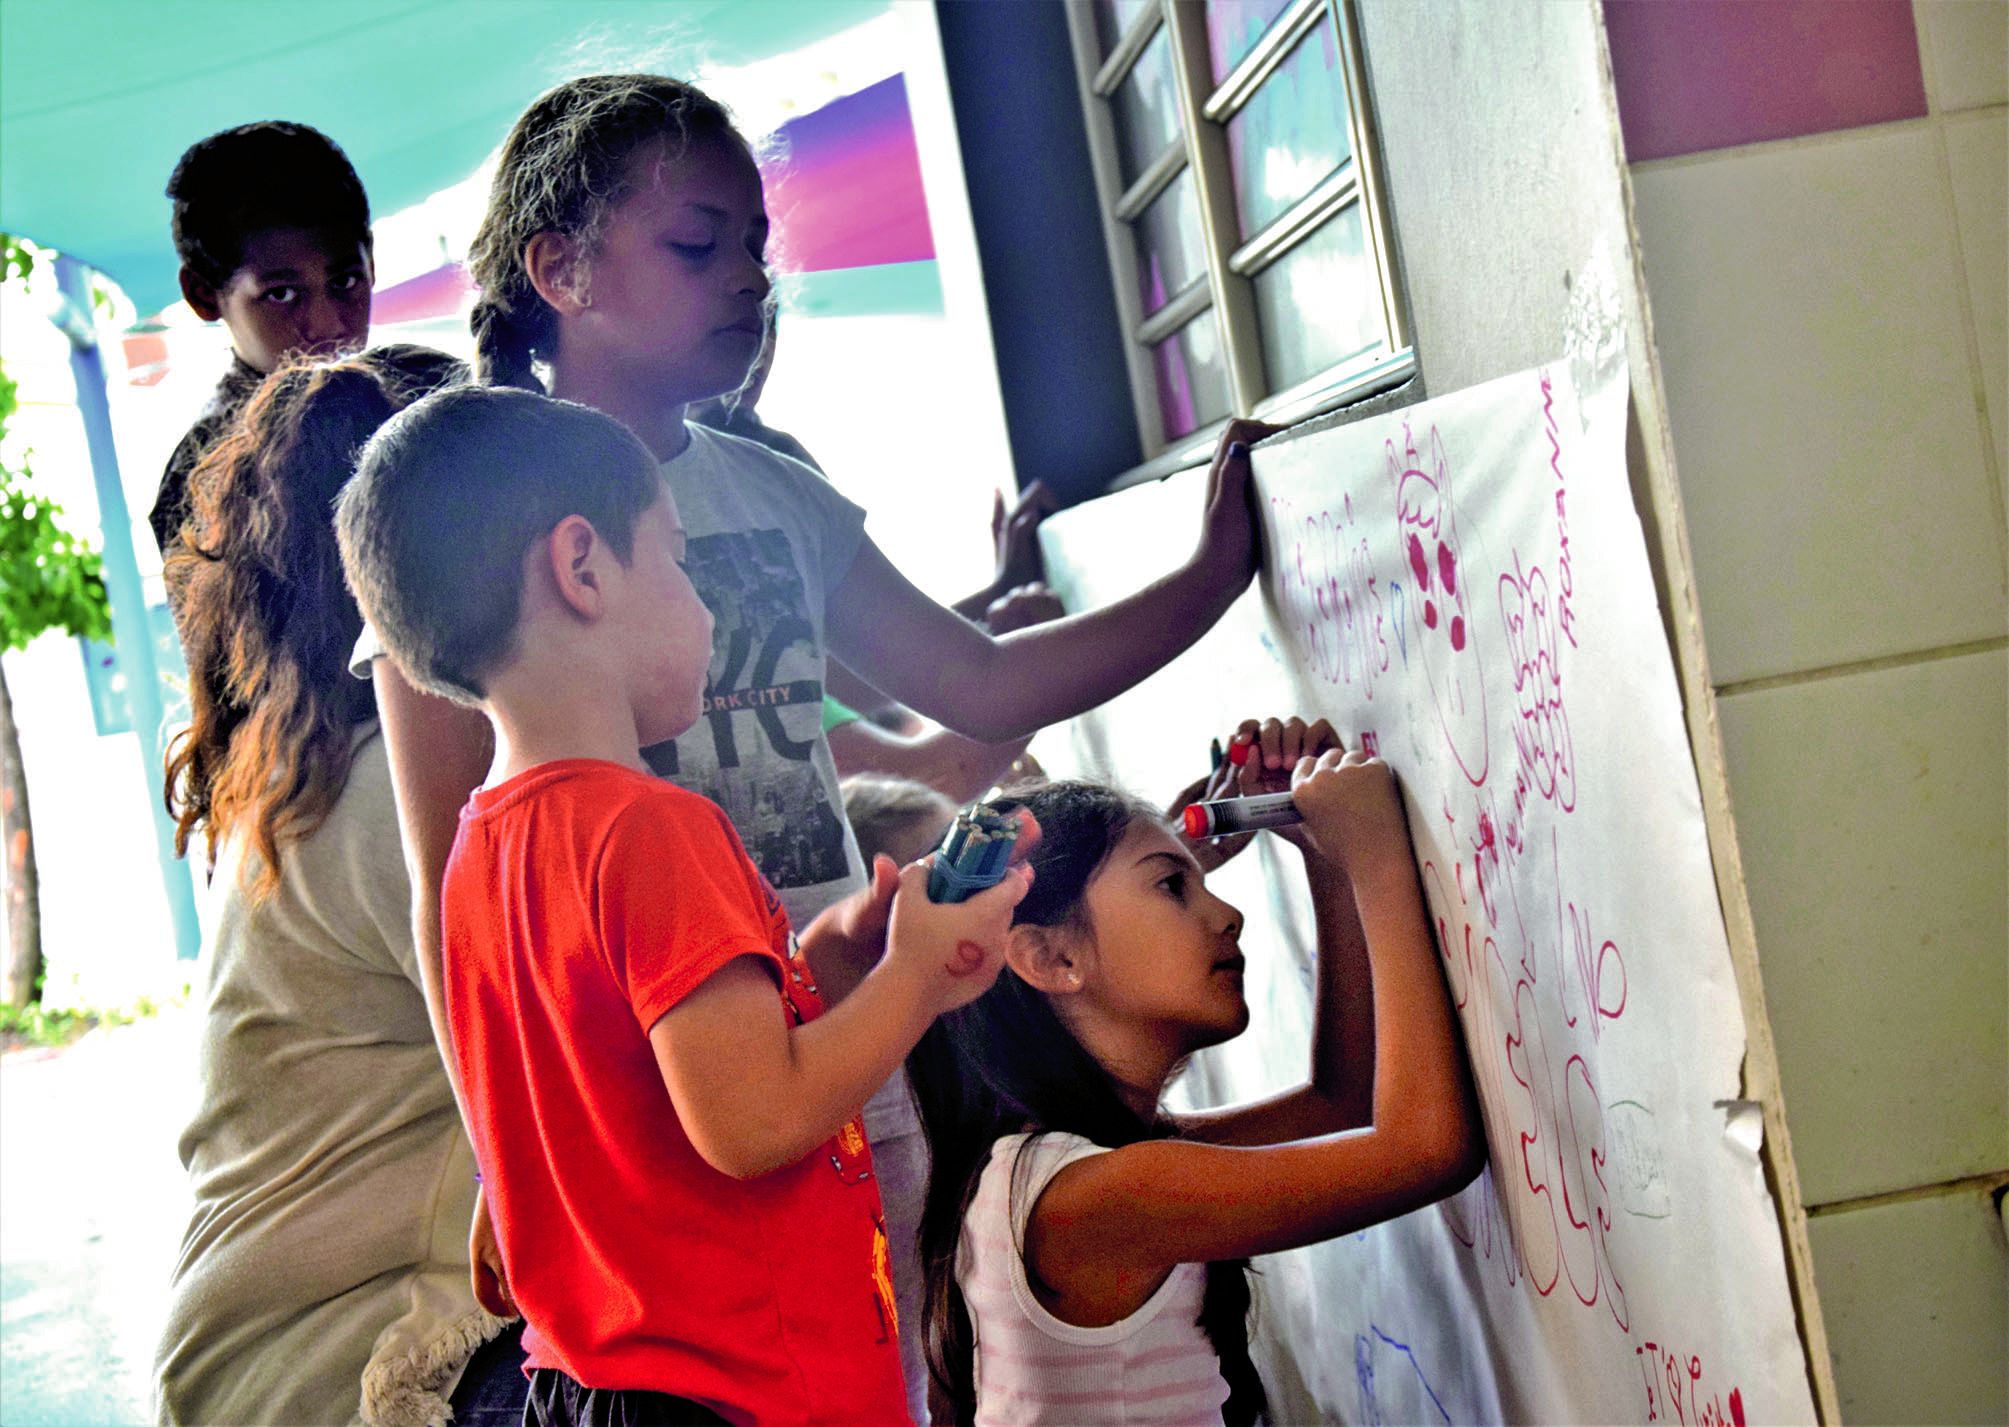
left=1273, top=492, right=1393, bottom=698
left=1422, top=828, right=1630, bottom=1333
left=1499, top=549, right=1578, bottom=813
left=1541, top=368, right=1580, bottom=652
left=1633, top=1335, right=1748, bottom=1427
left=1389, top=423, right=1489, bottom=786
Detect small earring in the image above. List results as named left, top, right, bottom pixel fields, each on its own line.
left=1066, top=971, right=1082, bottom=989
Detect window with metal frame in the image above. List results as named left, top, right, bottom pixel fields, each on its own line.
left=1066, top=0, right=1412, bottom=481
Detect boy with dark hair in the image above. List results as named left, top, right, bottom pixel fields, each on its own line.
left=334, top=384, right=1030, bottom=1424
left=152, top=120, right=374, bottom=554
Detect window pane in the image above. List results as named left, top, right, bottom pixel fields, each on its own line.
left=1110, top=25, right=1183, bottom=188
left=1132, top=166, right=1207, bottom=313
left=1205, top=0, right=1297, bottom=85
left=1224, top=15, right=1351, bottom=239
left=1150, top=308, right=1231, bottom=441
left=1251, top=203, right=1379, bottom=392
left=1093, top=0, right=1154, bottom=59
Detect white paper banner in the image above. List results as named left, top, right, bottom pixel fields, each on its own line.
left=1036, top=361, right=1816, bottom=1426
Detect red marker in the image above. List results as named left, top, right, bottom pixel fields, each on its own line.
left=1183, top=791, right=1302, bottom=839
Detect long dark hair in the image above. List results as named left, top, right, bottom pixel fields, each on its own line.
left=163, top=344, right=466, bottom=895
left=466, top=73, right=750, bottom=391
left=910, top=780, right=1267, bottom=1426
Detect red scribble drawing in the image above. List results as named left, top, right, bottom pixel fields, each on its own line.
left=1422, top=841, right=1630, bottom=1335
left=1389, top=424, right=1488, bottom=786
left=1442, top=794, right=1508, bottom=932
left=1498, top=550, right=1578, bottom=812
left=1540, top=368, right=1580, bottom=652
left=1273, top=492, right=1391, bottom=697
left=1475, top=778, right=1628, bottom=1059
left=1455, top=785, right=1628, bottom=1070
left=1634, top=1335, right=1747, bottom=1427
left=1562, top=893, right=1627, bottom=1042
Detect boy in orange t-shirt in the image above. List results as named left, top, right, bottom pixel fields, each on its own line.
left=336, top=385, right=1030, bottom=1426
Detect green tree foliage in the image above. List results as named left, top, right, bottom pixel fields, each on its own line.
left=0, top=237, right=113, bottom=652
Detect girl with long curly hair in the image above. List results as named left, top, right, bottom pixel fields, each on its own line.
left=153, top=346, right=528, bottom=1427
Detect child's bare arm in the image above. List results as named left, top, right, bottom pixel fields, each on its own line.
left=824, top=421, right=1275, bottom=744
left=1028, top=752, right=1483, bottom=1325
left=1175, top=855, right=1381, bottom=1151
left=374, top=659, right=494, bottom=1110
left=650, top=861, right=1032, bottom=1180
left=827, top=717, right=1033, bottom=807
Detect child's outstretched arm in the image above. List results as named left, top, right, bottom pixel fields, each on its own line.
left=1022, top=751, right=1483, bottom=1326
left=824, top=420, right=1275, bottom=743
left=651, top=856, right=1033, bottom=1180
left=825, top=584, right=1066, bottom=804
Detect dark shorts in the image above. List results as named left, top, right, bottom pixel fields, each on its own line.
left=525, top=1367, right=732, bottom=1427
left=446, top=1321, right=531, bottom=1426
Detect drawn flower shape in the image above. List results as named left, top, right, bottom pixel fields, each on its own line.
left=1389, top=423, right=1488, bottom=786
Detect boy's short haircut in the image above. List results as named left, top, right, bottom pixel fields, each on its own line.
left=167, top=122, right=372, bottom=286
left=336, top=386, right=662, bottom=703
left=840, top=774, right=956, bottom=868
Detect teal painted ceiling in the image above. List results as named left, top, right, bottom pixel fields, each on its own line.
left=0, top=0, right=887, bottom=312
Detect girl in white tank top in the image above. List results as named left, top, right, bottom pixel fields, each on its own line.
left=911, top=718, right=1488, bottom=1426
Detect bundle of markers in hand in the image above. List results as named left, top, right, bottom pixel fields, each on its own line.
left=926, top=803, right=1023, bottom=903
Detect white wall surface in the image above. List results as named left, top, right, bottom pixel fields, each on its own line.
left=1628, top=3, right=2008, bottom=1419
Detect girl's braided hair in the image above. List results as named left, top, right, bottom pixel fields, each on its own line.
left=466, top=74, right=749, bottom=391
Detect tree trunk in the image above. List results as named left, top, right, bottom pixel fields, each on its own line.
left=0, top=657, right=43, bottom=1009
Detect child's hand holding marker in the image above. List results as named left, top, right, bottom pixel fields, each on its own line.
left=1287, top=744, right=1408, bottom=877
left=1166, top=736, right=1249, bottom=871
left=1181, top=717, right=1343, bottom=850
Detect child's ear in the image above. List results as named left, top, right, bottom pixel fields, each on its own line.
left=1006, top=924, right=1085, bottom=996
left=178, top=266, right=222, bottom=323
left=545, top=515, right=608, bottom=619
left=524, top=231, right=590, bottom=316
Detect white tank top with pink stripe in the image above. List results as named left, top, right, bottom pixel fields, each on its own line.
left=955, top=1132, right=1229, bottom=1426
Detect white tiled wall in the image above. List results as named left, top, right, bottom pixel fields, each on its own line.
left=1717, top=649, right=2008, bottom=1205
left=1629, top=7, right=2007, bottom=1418
left=1632, top=127, right=2004, bottom=687
left=1806, top=1185, right=2009, bottom=1426
left=1942, top=108, right=2008, bottom=503
left=1915, top=0, right=2009, bottom=114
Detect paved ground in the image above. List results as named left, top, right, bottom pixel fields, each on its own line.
left=1, top=1007, right=197, bottom=1427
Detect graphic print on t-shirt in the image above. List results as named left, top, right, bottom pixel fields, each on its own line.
left=642, top=528, right=850, bottom=889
